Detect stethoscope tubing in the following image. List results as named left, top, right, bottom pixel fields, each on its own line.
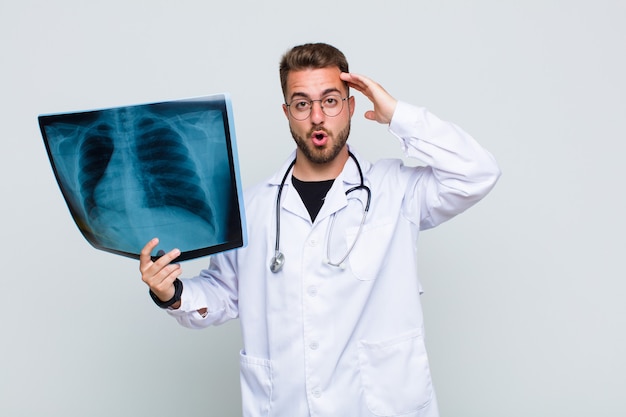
left=269, top=151, right=370, bottom=273
left=269, top=159, right=296, bottom=273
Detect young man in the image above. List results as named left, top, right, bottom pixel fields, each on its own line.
left=140, top=43, right=500, bottom=417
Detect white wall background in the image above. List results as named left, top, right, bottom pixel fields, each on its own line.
left=2, top=0, right=625, bottom=416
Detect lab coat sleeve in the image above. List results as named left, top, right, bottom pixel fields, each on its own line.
left=165, top=251, right=239, bottom=329
left=389, top=101, right=501, bottom=229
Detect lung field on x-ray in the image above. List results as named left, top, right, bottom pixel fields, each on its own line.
left=134, top=117, right=216, bottom=226
left=46, top=101, right=233, bottom=257
left=78, top=123, right=115, bottom=222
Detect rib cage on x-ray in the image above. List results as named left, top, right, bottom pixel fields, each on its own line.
left=41, top=98, right=239, bottom=259
left=77, top=112, right=216, bottom=229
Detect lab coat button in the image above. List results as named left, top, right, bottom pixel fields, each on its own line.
left=309, top=341, right=319, bottom=350
left=307, top=286, right=318, bottom=297
left=312, top=388, right=322, bottom=398
left=309, top=239, right=318, bottom=247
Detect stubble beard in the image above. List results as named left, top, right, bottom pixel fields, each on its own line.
left=290, top=122, right=351, bottom=165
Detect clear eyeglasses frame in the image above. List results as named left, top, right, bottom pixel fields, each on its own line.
left=286, top=94, right=349, bottom=121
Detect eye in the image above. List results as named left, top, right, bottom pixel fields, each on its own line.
left=323, top=96, right=340, bottom=108
left=293, top=100, right=311, bottom=111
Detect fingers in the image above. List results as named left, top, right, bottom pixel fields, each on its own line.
left=341, top=72, right=397, bottom=125
left=148, top=261, right=181, bottom=301
left=340, top=72, right=374, bottom=96
left=139, top=237, right=160, bottom=270
left=139, top=238, right=182, bottom=301
left=140, top=238, right=181, bottom=271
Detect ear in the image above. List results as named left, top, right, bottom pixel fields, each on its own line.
left=282, top=103, right=289, bottom=119
left=348, top=95, right=356, bottom=118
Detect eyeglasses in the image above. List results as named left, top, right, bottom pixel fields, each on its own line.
left=286, top=94, right=349, bottom=121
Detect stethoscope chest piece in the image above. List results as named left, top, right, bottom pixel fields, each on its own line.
left=270, top=251, right=285, bottom=273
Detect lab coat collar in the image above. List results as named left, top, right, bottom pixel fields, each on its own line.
left=317, top=147, right=371, bottom=222
left=340, top=146, right=371, bottom=187
left=268, top=146, right=371, bottom=223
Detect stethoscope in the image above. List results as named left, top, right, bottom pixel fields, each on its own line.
left=269, top=151, right=371, bottom=273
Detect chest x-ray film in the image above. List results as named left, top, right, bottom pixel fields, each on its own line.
left=39, top=94, right=247, bottom=262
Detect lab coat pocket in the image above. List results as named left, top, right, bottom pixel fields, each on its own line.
left=239, top=350, right=273, bottom=417
left=346, top=218, right=395, bottom=281
left=358, top=329, right=433, bottom=416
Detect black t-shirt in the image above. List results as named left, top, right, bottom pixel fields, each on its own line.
left=291, top=176, right=335, bottom=222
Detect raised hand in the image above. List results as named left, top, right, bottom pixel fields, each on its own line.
left=340, top=72, right=398, bottom=124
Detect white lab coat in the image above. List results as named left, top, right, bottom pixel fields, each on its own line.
left=168, top=101, right=501, bottom=417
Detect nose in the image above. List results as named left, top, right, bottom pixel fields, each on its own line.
left=309, top=100, right=325, bottom=124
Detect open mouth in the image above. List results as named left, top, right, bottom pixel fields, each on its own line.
left=311, top=131, right=328, bottom=146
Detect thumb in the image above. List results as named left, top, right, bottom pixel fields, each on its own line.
left=364, top=110, right=377, bottom=121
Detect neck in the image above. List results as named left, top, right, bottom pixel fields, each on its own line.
left=293, top=147, right=349, bottom=181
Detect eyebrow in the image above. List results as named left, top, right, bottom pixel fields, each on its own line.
left=289, top=87, right=342, bottom=101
